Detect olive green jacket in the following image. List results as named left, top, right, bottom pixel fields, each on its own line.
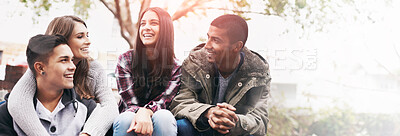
left=170, top=44, right=271, bottom=136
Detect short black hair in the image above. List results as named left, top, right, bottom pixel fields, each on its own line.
left=210, top=14, right=248, bottom=45
left=26, top=34, right=68, bottom=76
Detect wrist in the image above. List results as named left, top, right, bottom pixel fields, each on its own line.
left=205, top=107, right=216, bottom=119
left=138, top=107, right=153, bottom=116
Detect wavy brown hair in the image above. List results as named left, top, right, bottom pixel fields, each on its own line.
left=132, top=7, right=175, bottom=106
left=45, top=15, right=94, bottom=99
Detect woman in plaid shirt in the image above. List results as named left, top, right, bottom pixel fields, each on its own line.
left=113, top=7, right=181, bottom=136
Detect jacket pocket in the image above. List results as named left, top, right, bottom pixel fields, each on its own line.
left=189, top=104, right=206, bottom=112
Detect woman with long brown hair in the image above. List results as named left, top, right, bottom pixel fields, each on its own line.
left=7, top=15, right=118, bottom=136
left=113, top=7, right=180, bottom=136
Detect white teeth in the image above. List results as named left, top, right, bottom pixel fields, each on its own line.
left=65, top=75, right=73, bottom=78
left=143, top=34, right=153, bottom=37
left=81, top=48, right=89, bottom=51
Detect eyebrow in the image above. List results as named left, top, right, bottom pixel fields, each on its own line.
left=74, top=32, right=87, bottom=36
left=141, top=19, right=159, bottom=22
left=208, top=34, right=222, bottom=41
left=59, top=56, right=71, bottom=59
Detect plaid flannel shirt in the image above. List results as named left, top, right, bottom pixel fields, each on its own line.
left=116, top=50, right=181, bottom=113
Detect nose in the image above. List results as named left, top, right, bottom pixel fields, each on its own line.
left=205, top=39, right=212, bottom=50
left=85, top=38, right=91, bottom=45
left=142, top=23, right=151, bottom=31
left=69, top=61, right=76, bottom=71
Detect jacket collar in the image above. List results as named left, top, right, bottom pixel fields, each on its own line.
left=185, top=43, right=269, bottom=79
left=183, top=43, right=270, bottom=105
left=33, top=88, right=78, bottom=110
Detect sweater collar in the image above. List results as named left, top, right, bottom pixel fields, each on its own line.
left=33, top=88, right=77, bottom=110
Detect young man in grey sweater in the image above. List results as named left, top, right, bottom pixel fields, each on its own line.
left=0, top=35, right=96, bottom=136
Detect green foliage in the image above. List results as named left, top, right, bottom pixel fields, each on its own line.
left=268, top=103, right=314, bottom=136
left=295, top=0, right=306, bottom=9
left=260, top=0, right=382, bottom=37
left=19, top=0, right=91, bottom=22
left=307, top=107, right=361, bottom=136
left=228, top=0, right=252, bottom=20
left=358, top=113, right=400, bottom=136
left=266, top=0, right=288, bottom=15
left=268, top=103, right=400, bottom=136
left=73, top=0, right=92, bottom=19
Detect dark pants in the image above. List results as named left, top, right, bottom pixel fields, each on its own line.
left=177, top=118, right=215, bottom=136
left=177, top=118, right=255, bottom=136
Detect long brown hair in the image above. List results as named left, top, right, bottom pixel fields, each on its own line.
left=132, top=7, right=175, bottom=106
left=45, top=15, right=94, bottom=99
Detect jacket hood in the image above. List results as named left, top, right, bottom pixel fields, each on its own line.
left=183, top=43, right=270, bottom=79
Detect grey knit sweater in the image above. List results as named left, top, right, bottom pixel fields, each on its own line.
left=7, top=60, right=119, bottom=136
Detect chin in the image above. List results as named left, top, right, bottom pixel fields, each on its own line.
left=143, top=41, right=156, bottom=46
left=65, top=84, right=74, bottom=89
left=81, top=53, right=90, bottom=58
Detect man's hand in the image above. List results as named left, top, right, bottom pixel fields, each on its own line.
left=206, top=103, right=238, bottom=134
left=217, top=103, right=237, bottom=112
left=127, top=108, right=154, bottom=136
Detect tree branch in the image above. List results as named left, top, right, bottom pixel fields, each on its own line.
left=114, top=0, right=133, bottom=48
left=172, top=0, right=209, bottom=21
left=364, top=44, right=400, bottom=81
left=139, top=0, right=151, bottom=19
left=393, top=44, right=400, bottom=60
left=201, top=7, right=277, bottom=16
left=99, top=0, right=117, bottom=16
left=125, top=0, right=134, bottom=37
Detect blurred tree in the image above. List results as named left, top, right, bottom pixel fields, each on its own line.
left=19, top=0, right=381, bottom=48
left=19, top=0, right=251, bottom=48
left=267, top=100, right=314, bottom=136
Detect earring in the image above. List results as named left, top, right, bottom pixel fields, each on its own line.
left=41, top=72, right=45, bottom=75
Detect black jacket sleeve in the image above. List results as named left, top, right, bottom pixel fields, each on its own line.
left=0, top=102, right=18, bottom=136
left=78, top=98, right=97, bottom=121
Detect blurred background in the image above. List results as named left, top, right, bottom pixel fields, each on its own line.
left=0, top=0, right=399, bottom=135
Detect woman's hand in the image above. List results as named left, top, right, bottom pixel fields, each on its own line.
left=127, top=108, right=154, bottom=136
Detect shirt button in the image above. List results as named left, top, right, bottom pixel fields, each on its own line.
left=238, top=82, right=242, bottom=87
left=50, top=126, right=56, bottom=132
left=205, top=74, right=210, bottom=79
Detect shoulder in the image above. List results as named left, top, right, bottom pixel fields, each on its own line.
left=182, top=43, right=212, bottom=73
left=118, top=50, right=134, bottom=62
left=187, top=43, right=207, bottom=62
left=116, top=50, right=134, bottom=69
left=87, top=60, right=106, bottom=79
left=0, top=101, right=15, bottom=133
left=241, top=47, right=270, bottom=77
left=89, top=60, right=103, bottom=71
left=0, top=101, right=10, bottom=118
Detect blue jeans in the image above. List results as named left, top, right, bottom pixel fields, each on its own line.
left=177, top=118, right=254, bottom=136
left=113, top=109, right=177, bottom=136
left=177, top=119, right=214, bottom=136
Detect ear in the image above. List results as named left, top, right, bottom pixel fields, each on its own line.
left=34, top=62, right=46, bottom=76
left=233, top=41, right=244, bottom=52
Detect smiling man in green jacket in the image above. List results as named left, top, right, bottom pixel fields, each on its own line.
left=170, top=14, right=271, bottom=136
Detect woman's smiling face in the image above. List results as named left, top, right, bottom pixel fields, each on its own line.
left=139, top=10, right=160, bottom=48
left=68, top=22, right=91, bottom=60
